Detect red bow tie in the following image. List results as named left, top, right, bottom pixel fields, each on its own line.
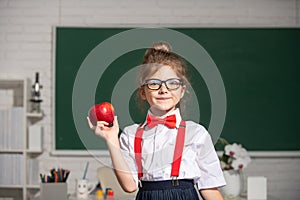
left=146, top=114, right=177, bottom=129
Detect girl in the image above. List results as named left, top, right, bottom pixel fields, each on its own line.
left=88, top=42, right=226, bottom=200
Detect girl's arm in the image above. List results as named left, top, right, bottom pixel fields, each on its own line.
left=87, top=116, right=137, bottom=193
left=200, top=188, right=224, bottom=200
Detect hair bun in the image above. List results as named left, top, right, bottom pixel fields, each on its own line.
left=152, top=41, right=171, bottom=52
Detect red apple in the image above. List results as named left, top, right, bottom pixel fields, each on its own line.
left=89, top=102, right=115, bottom=127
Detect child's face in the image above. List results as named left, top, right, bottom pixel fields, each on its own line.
left=140, top=65, right=185, bottom=116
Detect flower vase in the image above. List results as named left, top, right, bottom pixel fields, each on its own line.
left=220, top=169, right=244, bottom=199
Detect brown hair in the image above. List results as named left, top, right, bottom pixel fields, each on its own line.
left=137, top=41, right=189, bottom=85
left=136, top=41, right=190, bottom=115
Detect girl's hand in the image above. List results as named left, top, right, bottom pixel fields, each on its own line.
left=87, top=116, right=119, bottom=143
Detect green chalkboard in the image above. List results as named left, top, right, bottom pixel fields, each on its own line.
left=55, top=27, right=300, bottom=152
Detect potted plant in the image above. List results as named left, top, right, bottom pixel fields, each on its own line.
left=218, top=138, right=251, bottom=199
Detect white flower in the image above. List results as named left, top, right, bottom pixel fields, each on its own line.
left=238, top=147, right=249, bottom=158
left=220, top=140, right=252, bottom=171
left=232, top=156, right=251, bottom=170
left=224, top=143, right=243, bottom=158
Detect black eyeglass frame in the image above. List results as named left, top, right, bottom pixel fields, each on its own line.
left=142, top=78, right=184, bottom=91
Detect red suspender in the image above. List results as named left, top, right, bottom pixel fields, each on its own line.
left=134, top=126, right=144, bottom=178
left=134, top=120, right=186, bottom=179
left=171, top=120, right=186, bottom=177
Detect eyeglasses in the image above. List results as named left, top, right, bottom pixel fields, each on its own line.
left=143, top=78, right=183, bottom=90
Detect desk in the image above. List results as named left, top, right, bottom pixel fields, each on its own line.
left=36, top=194, right=277, bottom=200
left=68, top=194, right=135, bottom=200
left=34, top=194, right=135, bottom=200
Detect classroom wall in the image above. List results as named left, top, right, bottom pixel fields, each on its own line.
left=0, top=0, right=299, bottom=199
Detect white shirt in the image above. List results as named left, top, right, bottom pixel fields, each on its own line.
left=119, top=108, right=226, bottom=189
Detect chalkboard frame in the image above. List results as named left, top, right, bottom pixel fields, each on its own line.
left=52, top=26, right=300, bottom=157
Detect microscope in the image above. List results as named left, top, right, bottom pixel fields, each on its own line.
left=30, top=72, right=43, bottom=113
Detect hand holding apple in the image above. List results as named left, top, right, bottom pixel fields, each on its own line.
left=88, top=102, right=115, bottom=127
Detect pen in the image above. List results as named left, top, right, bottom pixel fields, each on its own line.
left=64, top=170, right=70, bottom=182
left=40, top=173, right=45, bottom=183
left=83, top=161, right=89, bottom=180
left=58, top=168, right=62, bottom=182
left=53, top=171, right=59, bottom=182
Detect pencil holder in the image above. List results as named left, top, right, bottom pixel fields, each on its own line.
left=40, top=182, right=68, bottom=200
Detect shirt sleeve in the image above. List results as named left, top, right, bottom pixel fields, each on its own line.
left=195, top=128, right=226, bottom=189
left=119, top=126, right=139, bottom=187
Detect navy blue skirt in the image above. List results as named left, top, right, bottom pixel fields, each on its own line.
left=135, top=179, right=199, bottom=200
